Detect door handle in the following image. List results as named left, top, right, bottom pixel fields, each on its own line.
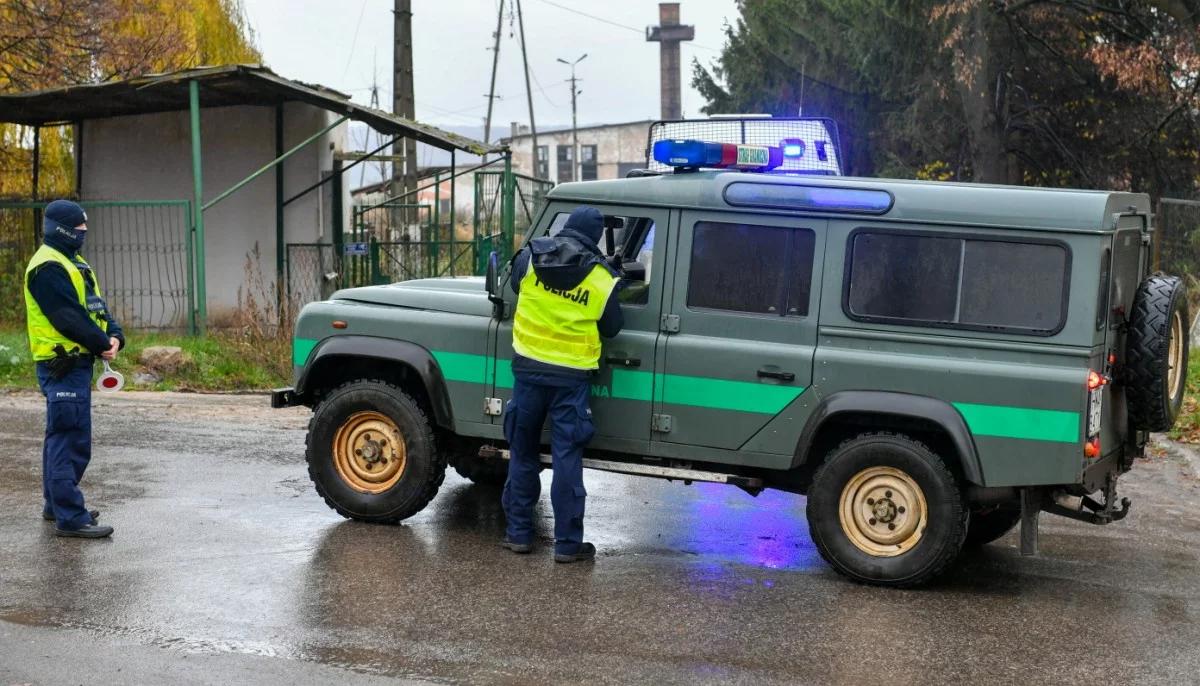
left=604, top=355, right=641, bottom=368
left=757, top=368, right=795, bottom=381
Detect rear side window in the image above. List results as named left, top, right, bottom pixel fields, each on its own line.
left=846, top=230, right=1070, bottom=334
left=687, top=222, right=816, bottom=316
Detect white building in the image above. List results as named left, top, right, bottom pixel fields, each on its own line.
left=503, top=120, right=655, bottom=182
left=0, top=65, right=493, bottom=330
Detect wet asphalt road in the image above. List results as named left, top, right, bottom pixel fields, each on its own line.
left=1, top=392, right=1200, bottom=685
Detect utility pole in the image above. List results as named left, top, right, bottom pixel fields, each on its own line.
left=392, top=0, right=416, bottom=207
left=557, top=53, right=586, bottom=182
left=483, top=0, right=505, bottom=159
left=516, top=0, right=539, bottom=179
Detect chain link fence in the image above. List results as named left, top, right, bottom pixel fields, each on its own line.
left=1156, top=199, right=1200, bottom=326
left=0, top=200, right=193, bottom=331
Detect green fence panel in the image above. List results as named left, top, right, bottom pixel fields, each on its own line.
left=0, top=200, right=194, bottom=332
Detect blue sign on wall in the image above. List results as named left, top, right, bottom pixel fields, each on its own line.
left=344, top=242, right=369, bottom=256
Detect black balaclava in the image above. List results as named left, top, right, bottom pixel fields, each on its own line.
left=43, top=199, right=88, bottom=254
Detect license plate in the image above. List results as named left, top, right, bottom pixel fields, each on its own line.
left=1087, top=388, right=1103, bottom=438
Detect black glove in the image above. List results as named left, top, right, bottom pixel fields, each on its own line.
left=46, top=344, right=81, bottom=380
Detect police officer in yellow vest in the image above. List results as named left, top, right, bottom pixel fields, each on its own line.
left=501, top=206, right=623, bottom=562
left=25, top=200, right=124, bottom=538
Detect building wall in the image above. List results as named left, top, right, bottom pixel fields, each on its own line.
left=81, top=103, right=348, bottom=325
left=507, top=120, right=652, bottom=182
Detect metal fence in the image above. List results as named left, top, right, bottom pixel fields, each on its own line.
left=1156, top=198, right=1200, bottom=320
left=474, top=170, right=554, bottom=269
left=0, top=200, right=194, bottom=332
left=287, top=168, right=554, bottom=304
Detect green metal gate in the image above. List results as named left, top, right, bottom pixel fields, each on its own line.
left=286, top=167, right=554, bottom=303
left=474, top=170, right=554, bottom=271
left=0, top=200, right=195, bottom=332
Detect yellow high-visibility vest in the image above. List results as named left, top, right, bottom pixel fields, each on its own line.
left=512, top=262, right=617, bottom=370
left=23, top=244, right=106, bottom=361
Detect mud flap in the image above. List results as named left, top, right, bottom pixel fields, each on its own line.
left=1020, top=488, right=1042, bottom=557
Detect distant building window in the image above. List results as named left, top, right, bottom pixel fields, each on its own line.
left=581, top=145, right=598, bottom=181
left=536, top=145, right=549, bottom=180
left=557, top=145, right=574, bottom=182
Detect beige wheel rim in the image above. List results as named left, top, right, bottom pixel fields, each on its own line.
left=839, top=466, right=928, bottom=557
left=332, top=411, right=407, bottom=494
left=1168, top=309, right=1185, bottom=403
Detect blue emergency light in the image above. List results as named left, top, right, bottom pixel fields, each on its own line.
left=652, top=139, right=784, bottom=171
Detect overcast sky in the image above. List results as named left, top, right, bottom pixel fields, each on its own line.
left=243, top=0, right=740, bottom=138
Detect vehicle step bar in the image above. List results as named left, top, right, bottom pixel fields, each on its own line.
left=477, top=446, right=764, bottom=490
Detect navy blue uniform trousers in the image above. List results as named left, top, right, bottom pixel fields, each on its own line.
left=36, top=358, right=95, bottom=529
left=502, top=374, right=593, bottom=555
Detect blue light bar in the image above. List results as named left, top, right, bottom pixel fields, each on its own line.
left=723, top=182, right=894, bottom=215
left=652, top=139, right=783, bottom=171
left=781, top=138, right=805, bottom=158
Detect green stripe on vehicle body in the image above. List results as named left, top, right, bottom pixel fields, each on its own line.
left=310, top=345, right=1079, bottom=440
left=952, top=402, right=1079, bottom=444
left=293, top=337, right=318, bottom=367
left=431, top=350, right=490, bottom=384
left=495, top=359, right=802, bottom=414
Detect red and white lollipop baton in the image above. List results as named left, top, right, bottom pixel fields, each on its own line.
left=96, top=360, right=124, bottom=392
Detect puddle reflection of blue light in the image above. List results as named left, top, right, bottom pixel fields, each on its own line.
left=669, top=483, right=823, bottom=583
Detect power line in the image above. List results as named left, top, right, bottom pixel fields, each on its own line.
left=530, top=0, right=722, bottom=52
left=340, top=0, right=370, bottom=81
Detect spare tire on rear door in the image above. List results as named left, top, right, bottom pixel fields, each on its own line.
left=1125, top=274, right=1190, bottom=432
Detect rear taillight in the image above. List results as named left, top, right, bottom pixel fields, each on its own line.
left=1085, top=436, right=1101, bottom=458
left=1087, top=370, right=1108, bottom=391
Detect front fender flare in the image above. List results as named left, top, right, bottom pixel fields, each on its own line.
left=792, top=390, right=984, bottom=485
left=297, top=336, right=454, bottom=430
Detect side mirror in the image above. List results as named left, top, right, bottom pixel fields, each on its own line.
left=485, top=251, right=504, bottom=318
left=485, top=251, right=500, bottom=298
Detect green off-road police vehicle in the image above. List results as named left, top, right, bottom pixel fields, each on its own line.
left=274, top=119, right=1190, bottom=586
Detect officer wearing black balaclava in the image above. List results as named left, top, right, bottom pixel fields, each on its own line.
left=23, top=199, right=124, bottom=538
left=500, top=206, right=623, bottom=563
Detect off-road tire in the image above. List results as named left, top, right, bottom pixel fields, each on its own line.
left=451, top=455, right=509, bottom=486
left=964, top=503, right=1021, bottom=547
left=307, top=379, right=445, bottom=523
left=807, top=432, right=967, bottom=587
left=1126, top=274, right=1190, bottom=432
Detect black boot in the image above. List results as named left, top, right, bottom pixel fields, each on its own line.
left=54, top=523, right=114, bottom=539
left=43, top=509, right=99, bottom=523
left=554, top=542, right=596, bottom=563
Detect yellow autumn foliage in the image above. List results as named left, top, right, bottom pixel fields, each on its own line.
left=0, top=0, right=260, bottom=198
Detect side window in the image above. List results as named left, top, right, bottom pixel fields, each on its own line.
left=846, top=230, right=1069, bottom=334
left=545, top=210, right=656, bottom=305
left=687, top=221, right=816, bottom=316
left=959, top=240, right=1067, bottom=330
left=787, top=229, right=817, bottom=316
left=847, top=233, right=960, bottom=322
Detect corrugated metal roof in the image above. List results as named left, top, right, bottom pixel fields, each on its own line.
left=0, top=64, right=501, bottom=156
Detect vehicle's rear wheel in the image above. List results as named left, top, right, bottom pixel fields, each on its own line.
left=307, top=380, right=445, bottom=523
left=964, top=503, right=1021, bottom=547
left=806, top=432, right=967, bottom=587
left=1126, top=274, right=1190, bottom=432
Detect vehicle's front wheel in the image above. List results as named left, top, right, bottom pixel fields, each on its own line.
left=806, top=433, right=967, bottom=587
left=306, top=380, right=445, bottom=523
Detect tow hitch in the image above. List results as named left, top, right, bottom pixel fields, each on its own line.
left=1019, top=473, right=1130, bottom=556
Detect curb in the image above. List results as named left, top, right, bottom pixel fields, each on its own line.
left=1151, top=434, right=1200, bottom=479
